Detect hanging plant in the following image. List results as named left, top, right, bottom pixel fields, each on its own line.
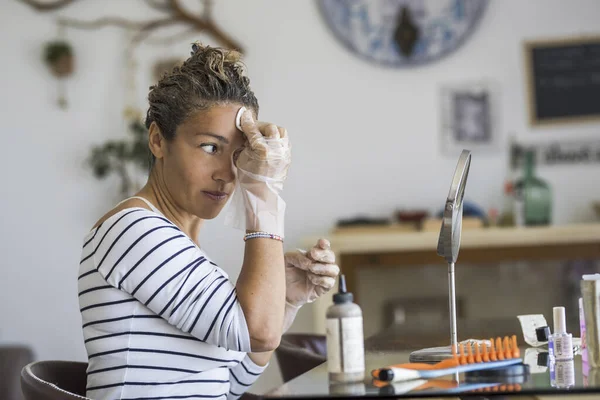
left=88, top=119, right=151, bottom=198
left=43, top=40, right=74, bottom=78
left=43, top=39, right=75, bottom=108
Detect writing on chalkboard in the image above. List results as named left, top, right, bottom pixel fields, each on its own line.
left=524, top=36, right=600, bottom=126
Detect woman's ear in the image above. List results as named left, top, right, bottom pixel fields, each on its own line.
left=148, top=122, right=165, bottom=160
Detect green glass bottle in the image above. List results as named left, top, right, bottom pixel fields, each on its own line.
left=514, top=150, right=552, bottom=226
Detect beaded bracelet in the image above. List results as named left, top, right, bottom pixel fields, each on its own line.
left=243, top=231, right=284, bottom=242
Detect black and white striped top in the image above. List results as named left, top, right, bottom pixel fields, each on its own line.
left=78, top=201, right=266, bottom=400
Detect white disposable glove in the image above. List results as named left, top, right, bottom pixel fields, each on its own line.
left=225, top=108, right=291, bottom=237
left=282, top=238, right=339, bottom=332
left=285, top=238, right=339, bottom=307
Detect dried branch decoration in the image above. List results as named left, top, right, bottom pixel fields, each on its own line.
left=19, top=0, right=244, bottom=51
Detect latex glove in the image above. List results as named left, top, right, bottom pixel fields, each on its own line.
left=284, top=238, right=339, bottom=308
left=235, top=109, right=291, bottom=181
left=224, top=109, right=291, bottom=237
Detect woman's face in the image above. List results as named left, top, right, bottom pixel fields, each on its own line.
left=160, top=104, right=247, bottom=220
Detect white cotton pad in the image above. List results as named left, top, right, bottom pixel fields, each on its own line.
left=235, top=106, right=246, bottom=131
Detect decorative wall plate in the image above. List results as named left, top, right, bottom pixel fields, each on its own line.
left=317, top=0, right=489, bottom=67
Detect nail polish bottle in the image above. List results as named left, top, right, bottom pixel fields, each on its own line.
left=548, top=306, right=573, bottom=361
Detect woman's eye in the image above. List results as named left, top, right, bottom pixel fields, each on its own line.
left=200, top=144, right=218, bottom=154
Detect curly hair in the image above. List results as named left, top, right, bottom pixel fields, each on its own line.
left=145, top=42, right=259, bottom=146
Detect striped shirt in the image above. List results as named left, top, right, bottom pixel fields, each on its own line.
left=78, top=205, right=266, bottom=400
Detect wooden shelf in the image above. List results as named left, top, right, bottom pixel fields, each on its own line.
left=304, top=223, right=600, bottom=335
left=305, top=223, right=600, bottom=254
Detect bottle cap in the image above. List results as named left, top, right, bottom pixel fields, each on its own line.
left=333, top=274, right=353, bottom=304
left=535, top=326, right=550, bottom=342
left=553, top=306, right=567, bottom=334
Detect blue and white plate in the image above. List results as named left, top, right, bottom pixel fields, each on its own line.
left=317, top=0, right=490, bottom=67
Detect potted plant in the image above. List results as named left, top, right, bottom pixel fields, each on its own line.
left=88, top=119, right=150, bottom=198
left=43, top=40, right=74, bottom=78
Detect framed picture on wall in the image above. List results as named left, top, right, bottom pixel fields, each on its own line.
left=440, top=81, right=499, bottom=155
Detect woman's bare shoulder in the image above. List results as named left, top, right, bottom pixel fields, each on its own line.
left=91, top=198, right=153, bottom=230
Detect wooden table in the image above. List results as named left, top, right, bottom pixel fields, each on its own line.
left=303, top=223, right=600, bottom=334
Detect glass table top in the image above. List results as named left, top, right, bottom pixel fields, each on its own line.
left=265, top=346, right=600, bottom=399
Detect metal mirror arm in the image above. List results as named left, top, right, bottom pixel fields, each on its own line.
left=437, top=150, right=472, bottom=352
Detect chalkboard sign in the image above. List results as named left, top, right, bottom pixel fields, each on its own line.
left=524, top=35, right=600, bottom=126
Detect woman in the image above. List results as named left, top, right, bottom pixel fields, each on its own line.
left=78, top=43, right=339, bottom=400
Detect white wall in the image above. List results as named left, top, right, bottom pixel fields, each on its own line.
left=2, top=0, right=600, bottom=393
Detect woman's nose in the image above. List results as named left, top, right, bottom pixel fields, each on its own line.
left=213, top=156, right=236, bottom=184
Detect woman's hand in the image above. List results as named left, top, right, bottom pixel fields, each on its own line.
left=236, top=109, right=291, bottom=183
left=284, top=238, right=340, bottom=308
left=229, top=109, right=291, bottom=236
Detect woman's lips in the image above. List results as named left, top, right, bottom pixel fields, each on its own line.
left=203, top=191, right=228, bottom=201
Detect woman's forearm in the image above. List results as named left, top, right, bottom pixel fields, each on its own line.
left=236, top=235, right=286, bottom=352
left=248, top=303, right=300, bottom=366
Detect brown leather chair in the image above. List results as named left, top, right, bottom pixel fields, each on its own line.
left=1, top=346, right=35, bottom=400
left=20, top=361, right=89, bottom=400
left=275, top=334, right=326, bottom=383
